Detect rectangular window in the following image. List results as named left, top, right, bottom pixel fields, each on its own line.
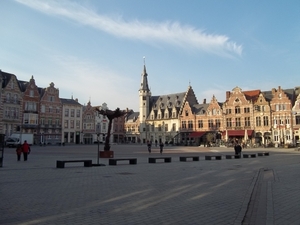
left=76, top=110, right=80, bottom=117
left=65, top=109, right=69, bottom=117
left=70, top=120, right=74, bottom=129
left=296, top=116, right=300, bottom=125
left=71, top=109, right=75, bottom=117
left=226, top=118, right=232, bottom=127
left=172, top=123, right=176, bottom=131
left=263, top=116, right=269, bottom=126
left=285, top=117, right=290, bottom=125
left=244, top=107, right=250, bottom=113
left=64, top=120, right=68, bottom=128
left=208, top=119, right=213, bottom=128
left=215, top=119, right=221, bottom=128
left=256, top=117, right=261, bottom=126
left=235, top=118, right=241, bottom=127
left=182, top=121, right=187, bottom=129
left=226, top=109, right=232, bottom=114
left=76, top=120, right=80, bottom=129
left=198, top=120, right=203, bottom=128
left=188, top=121, right=193, bottom=129
left=235, top=107, right=240, bottom=114
left=24, top=114, right=29, bottom=124
left=41, top=105, right=45, bottom=113
left=244, top=117, right=250, bottom=127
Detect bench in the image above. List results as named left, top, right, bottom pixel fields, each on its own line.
left=149, top=157, right=171, bottom=163
left=56, top=160, right=92, bottom=168
left=109, top=158, right=137, bottom=165
left=179, top=156, right=200, bottom=162
left=257, top=152, right=270, bottom=156
left=243, top=154, right=256, bottom=158
left=225, top=155, right=241, bottom=159
left=205, top=155, right=222, bottom=160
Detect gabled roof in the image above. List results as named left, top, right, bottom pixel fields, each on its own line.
left=243, top=90, right=260, bottom=102
left=126, top=112, right=139, bottom=122
left=60, top=98, right=82, bottom=106
left=192, top=103, right=209, bottom=115
left=150, top=91, right=186, bottom=110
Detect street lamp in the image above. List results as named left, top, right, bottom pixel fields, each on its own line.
left=96, top=123, right=101, bottom=165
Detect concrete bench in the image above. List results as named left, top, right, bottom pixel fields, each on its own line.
left=257, top=152, right=270, bottom=156
left=149, top=157, right=171, bottom=163
left=243, top=154, right=256, bottom=158
left=179, top=156, right=200, bottom=162
left=205, top=155, right=222, bottom=160
left=225, top=155, right=241, bottom=159
left=56, top=160, right=92, bottom=168
left=109, top=158, right=137, bottom=165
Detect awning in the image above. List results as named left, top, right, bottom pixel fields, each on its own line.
left=189, top=131, right=206, bottom=138
left=225, top=130, right=254, bottom=137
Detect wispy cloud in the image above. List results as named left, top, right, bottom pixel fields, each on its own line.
left=48, top=53, right=137, bottom=109
left=16, top=0, right=243, bottom=57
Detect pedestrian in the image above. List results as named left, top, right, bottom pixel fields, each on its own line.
left=159, top=141, right=164, bottom=154
left=147, top=140, right=152, bottom=153
left=155, top=139, right=158, bottom=147
left=234, top=141, right=242, bottom=156
left=16, top=144, right=22, bottom=161
left=22, top=140, right=31, bottom=161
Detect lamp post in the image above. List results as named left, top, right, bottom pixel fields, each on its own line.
left=96, top=123, right=101, bottom=165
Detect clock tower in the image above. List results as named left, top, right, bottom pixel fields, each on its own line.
left=139, top=58, right=151, bottom=143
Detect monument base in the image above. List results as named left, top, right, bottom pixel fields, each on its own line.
left=100, top=151, right=114, bottom=158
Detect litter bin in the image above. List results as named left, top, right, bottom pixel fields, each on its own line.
left=0, top=134, right=5, bottom=167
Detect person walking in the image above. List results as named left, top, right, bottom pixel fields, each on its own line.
left=22, top=140, right=30, bottom=161
left=147, top=140, right=152, bottom=153
left=159, top=141, right=164, bottom=154
left=16, top=144, right=22, bottom=161
left=234, top=141, right=242, bottom=156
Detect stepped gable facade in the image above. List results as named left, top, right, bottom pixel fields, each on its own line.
left=292, top=87, right=300, bottom=143
left=39, top=82, right=62, bottom=145
left=269, top=86, right=294, bottom=145
left=0, top=71, right=23, bottom=137
left=138, top=62, right=198, bottom=144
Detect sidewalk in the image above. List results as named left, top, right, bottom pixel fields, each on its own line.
left=0, top=145, right=300, bottom=225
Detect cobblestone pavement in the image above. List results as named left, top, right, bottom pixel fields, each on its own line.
left=1, top=144, right=300, bottom=225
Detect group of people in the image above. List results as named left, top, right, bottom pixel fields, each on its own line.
left=16, top=140, right=31, bottom=161
left=147, top=140, right=164, bottom=154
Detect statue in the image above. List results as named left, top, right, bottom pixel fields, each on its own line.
left=96, top=107, right=126, bottom=151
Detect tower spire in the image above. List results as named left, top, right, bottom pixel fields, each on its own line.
left=140, top=56, right=150, bottom=92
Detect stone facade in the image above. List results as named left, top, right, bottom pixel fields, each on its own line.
left=61, top=98, right=82, bottom=144
left=0, top=71, right=23, bottom=138
left=20, top=76, right=40, bottom=144
left=39, top=82, right=62, bottom=145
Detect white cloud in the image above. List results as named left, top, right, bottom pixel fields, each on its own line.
left=16, top=0, right=243, bottom=57
left=46, top=53, right=138, bottom=110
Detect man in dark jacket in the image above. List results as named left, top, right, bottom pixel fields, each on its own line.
left=234, top=141, right=242, bottom=156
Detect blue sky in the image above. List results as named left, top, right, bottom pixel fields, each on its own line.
left=1, top=0, right=300, bottom=111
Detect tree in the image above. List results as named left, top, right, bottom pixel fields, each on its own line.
left=95, top=107, right=126, bottom=151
